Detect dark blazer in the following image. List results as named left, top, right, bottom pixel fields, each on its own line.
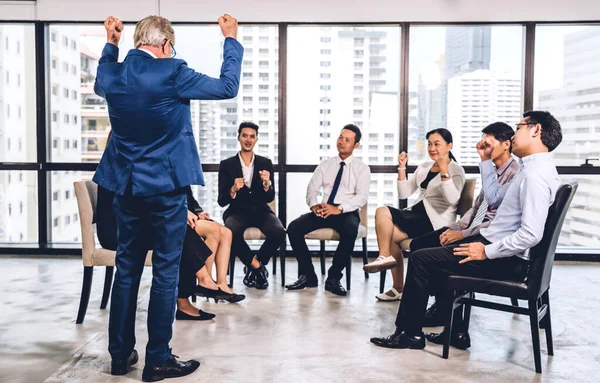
left=185, top=186, right=204, bottom=214
left=92, top=39, right=243, bottom=196
left=218, top=154, right=275, bottom=221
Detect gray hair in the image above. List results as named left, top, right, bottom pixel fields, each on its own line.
left=133, top=15, right=175, bottom=48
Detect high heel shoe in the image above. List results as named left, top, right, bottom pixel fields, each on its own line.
left=221, top=291, right=246, bottom=303
left=194, top=284, right=224, bottom=300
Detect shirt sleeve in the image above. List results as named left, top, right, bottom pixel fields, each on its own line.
left=480, top=160, right=511, bottom=208
left=339, top=165, right=371, bottom=213
left=484, top=174, right=552, bottom=259
left=306, top=163, right=324, bottom=208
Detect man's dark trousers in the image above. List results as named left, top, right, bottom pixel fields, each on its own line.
left=108, top=187, right=187, bottom=366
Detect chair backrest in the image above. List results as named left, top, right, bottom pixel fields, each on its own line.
left=74, top=180, right=99, bottom=266
left=527, top=181, right=578, bottom=296
left=457, top=178, right=477, bottom=217
left=359, top=203, right=368, bottom=228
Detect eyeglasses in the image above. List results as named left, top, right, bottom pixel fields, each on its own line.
left=515, top=122, right=536, bottom=130
left=162, top=38, right=176, bottom=58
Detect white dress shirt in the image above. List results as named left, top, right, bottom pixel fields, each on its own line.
left=138, top=48, right=157, bottom=58
left=480, top=152, right=561, bottom=261
left=239, top=152, right=255, bottom=188
left=306, top=155, right=371, bottom=213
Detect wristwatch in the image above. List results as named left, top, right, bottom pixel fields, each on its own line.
left=440, top=173, right=450, bottom=180
left=263, top=180, right=272, bottom=188
left=338, top=205, right=344, bottom=213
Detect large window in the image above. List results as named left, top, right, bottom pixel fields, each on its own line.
left=287, top=26, right=401, bottom=165
left=2, top=21, right=600, bottom=256
left=174, top=25, right=279, bottom=164
left=48, top=25, right=135, bottom=163
left=0, top=24, right=36, bottom=163
left=534, top=25, right=600, bottom=250
left=46, top=24, right=278, bottom=164
left=534, top=25, right=600, bottom=167
left=408, top=25, right=524, bottom=166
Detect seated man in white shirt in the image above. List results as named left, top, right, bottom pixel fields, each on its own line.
left=370, top=110, right=563, bottom=350
left=285, top=124, right=371, bottom=296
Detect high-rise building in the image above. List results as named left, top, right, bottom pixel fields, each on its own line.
left=442, top=27, right=491, bottom=128
left=447, top=70, right=522, bottom=164
left=538, top=27, right=600, bottom=248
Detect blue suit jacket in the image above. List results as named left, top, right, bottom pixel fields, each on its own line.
left=93, top=38, right=243, bottom=196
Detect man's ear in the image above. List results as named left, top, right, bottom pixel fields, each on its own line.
left=532, top=123, right=542, bottom=138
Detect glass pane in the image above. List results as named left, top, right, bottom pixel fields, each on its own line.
left=0, top=171, right=38, bottom=244
left=409, top=25, right=524, bottom=165
left=286, top=172, right=397, bottom=250
left=558, top=175, right=600, bottom=250
left=48, top=25, right=135, bottom=163
left=0, top=24, right=36, bottom=162
left=49, top=170, right=94, bottom=244
left=287, top=26, right=401, bottom=165
left=534, top=25, right=600, bottom=167
left=48, top=24, right=278, bottom=164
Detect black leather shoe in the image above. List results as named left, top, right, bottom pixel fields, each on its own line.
left=111, top=349, right=138, bottom=376
left=423, top=302, right=444, bottom=327
left=425, top=329, right=471, bottom=350
left=370, top=330, right=426, bottom=349
left=243, top=266, right=256, bottom=288
left=142, top=352, right=200, bottom=382
left=285, top=274, right=318, bottom=290
left=253, top=264, right=269, bottom=290
left=324, top=278, right=347, bottom=296
left=175, top=309, right=215, bottom=321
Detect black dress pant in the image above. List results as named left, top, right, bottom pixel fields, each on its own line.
left=409, top=227, right=448, bottom=252
left=395, top=234, right=530, bottom=335
left=177, top=226, right=212, bottom=299
left=224, top=210, right=286, bottom=266
left=287, top=211, right=360, bottom=280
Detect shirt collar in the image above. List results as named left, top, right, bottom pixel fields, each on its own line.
left=337, top=154, right=354, bottom=166
left=138, top=48, right=157, bottom=58
left=238, top=152, right=255, bottom=167
left=518, top=152, right=553, bottom=169
left=496, top=156, right=515, bottom=177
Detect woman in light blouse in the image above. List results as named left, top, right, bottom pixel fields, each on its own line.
left=364, top=128, right=466, bottom=301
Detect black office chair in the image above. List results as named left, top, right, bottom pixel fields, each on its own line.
left=442, top=181, right=578, bottom=374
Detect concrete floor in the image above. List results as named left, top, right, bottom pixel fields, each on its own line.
left=0, top=257, right=599, bottom=383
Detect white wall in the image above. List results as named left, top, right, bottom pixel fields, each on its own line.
left=1, top=0, right=600, bottom=22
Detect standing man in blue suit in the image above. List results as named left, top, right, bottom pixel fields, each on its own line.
left=93, top=15, right=242, bottom=382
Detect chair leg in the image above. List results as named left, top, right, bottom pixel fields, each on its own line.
left=280, top=246, right=286, bottom=287
left=541, top=290, right=554, bottom=356
left=229, top=255, right=235, bottom=287
left=100, top=266, right=114, bottom=309
left=463, top=292, right=474, bottom=332
left=528, top=298, right=543, bottom=373
left=76, top=266, right=94, bottom=324
left=443, top=292, right=456, bottom=359
left=379, top=271, right=386, bottom=294
left=272, top=249, right=277, bottom=276
left=511, top=297, right=519, bottom=307
left=320, top=241, right=326, bottom=275
left=362, top=237, right=369, bottom=280
left=346, top=255, right=352, bottom=291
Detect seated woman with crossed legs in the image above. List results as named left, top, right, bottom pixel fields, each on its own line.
left=363, top=129, right=466, bottom=301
